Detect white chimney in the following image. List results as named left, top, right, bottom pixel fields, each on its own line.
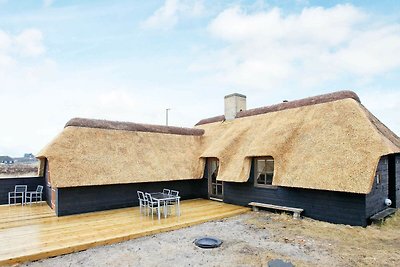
left=224, top=93, right=246, bottom=120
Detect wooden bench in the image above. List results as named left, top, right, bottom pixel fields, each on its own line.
left=248, top=202, right=304, bottom=219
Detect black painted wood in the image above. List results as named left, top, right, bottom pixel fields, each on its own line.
left=0, top=176, right=46, bottom=205
left=396, top=154, right=400, bottom=208
left=43, top=159, right=52, bottom=207
left=388, top=154, right=397, bottom=208
left=366, top=156, right=389, bottom=219
left=56, top=179, right=208, bottom=216
left=223, top=159, right=367, bottom=226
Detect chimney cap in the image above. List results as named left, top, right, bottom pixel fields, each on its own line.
left=224, top=93, right=246, bottom=99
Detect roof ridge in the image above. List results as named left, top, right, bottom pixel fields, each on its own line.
left=65, top=118, right=205, bottom=136
left=195, top=90, right=360, bottom=126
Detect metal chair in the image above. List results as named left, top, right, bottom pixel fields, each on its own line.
left=137, top=191, right=147, bottom=215
left=145, top=193, right=160, bottom=219
left=167, top=190, right=179, bottom=214
left=8, top=185, right=27, bottom=205
left=162, top=189, right=170, bottom=195
left=25, top=185, right=44, bottom=205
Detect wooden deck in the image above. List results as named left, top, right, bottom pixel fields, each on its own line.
left=0, top=199, right=249, bottom=265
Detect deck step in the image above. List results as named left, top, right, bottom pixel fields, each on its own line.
left=370, top=208, right=396, bottom=223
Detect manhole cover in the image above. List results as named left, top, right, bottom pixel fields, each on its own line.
left=194, top=237, right=223, bottom=248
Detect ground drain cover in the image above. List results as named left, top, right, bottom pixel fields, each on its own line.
left=194, top=237, right=223, bottom=248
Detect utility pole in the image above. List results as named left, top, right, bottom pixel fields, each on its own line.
left=166, top=108, right=171, bottom=126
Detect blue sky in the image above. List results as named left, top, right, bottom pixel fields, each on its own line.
left=0, top=0, right=399, bottom=157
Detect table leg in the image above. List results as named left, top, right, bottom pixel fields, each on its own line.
left=164, top=200, right=168, bottom=218
left=176, top=197, right=180, bottom=216
left=157, top=200, right=161, bottom=220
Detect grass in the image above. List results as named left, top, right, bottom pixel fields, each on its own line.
left=244, top=211, right=400, bottom=266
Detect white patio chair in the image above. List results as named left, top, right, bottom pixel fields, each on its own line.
left=162, top=189, right=170, bottom=195
left=8, top=185, right=27, bottom=205
left=145, top=193, right=160, bottom=219
left=137, top=191, right=147, bottom=215
left=167, top=190, right=179, bottom=214
left=25, top=185, right=44, bottom=205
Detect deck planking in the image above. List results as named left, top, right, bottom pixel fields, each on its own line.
left=0, top=199, right=249, bottom=265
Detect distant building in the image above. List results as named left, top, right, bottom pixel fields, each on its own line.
left=24, top=153, right=35, bottom=159
left=0, top=156, right=14, bottom=164
left=13, top=153, right=38, bottom=164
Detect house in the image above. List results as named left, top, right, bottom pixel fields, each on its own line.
left=13, top=153, right=38, bottom=164
left=36, top=90, right=400, bottom=226
left=0, top=156, right=14, bottom=164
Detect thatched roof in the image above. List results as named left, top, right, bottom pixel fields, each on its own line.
left=37, top=123, right=205, bottom=187
left=37, top=90, right=400, bottom=193
left=196, top=94, right=400, bottom=194
left=66, top=118, right=204, bottom=136
left=195, top=90, right=360, bottom=125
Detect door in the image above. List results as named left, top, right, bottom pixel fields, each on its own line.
left=207, top=158, right=223, bottom=200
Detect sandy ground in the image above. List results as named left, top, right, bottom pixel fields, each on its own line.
left=0, top=163, right=38, bottom=178
left=20, top=211, right=400, bottom=267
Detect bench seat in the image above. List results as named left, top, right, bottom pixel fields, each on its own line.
left=248, top=202, right=304, bottom=219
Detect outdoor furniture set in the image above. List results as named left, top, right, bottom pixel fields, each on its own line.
left=137, top=189, right=181, bottom=220
left=8, top=185, right=44, bottom=205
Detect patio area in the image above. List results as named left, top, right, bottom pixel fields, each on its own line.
left=0, top=199, right=249, bottom=265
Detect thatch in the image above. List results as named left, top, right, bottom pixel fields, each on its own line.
left=66, top=118, right=204, bottom=136
left=195, top=115, right=225, bottom=126
left=196, top=97, right=400, bottom=194
left=37, top=126, right=204, bottom=187
left=195, top=90, right=360, bottom=125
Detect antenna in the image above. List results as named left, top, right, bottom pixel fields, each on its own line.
left=166, top=108, right=171, bottom=126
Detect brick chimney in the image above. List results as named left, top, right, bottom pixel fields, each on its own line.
left=224, top=93, right=246, bottom=120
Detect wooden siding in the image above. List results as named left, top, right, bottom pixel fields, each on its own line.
left=0, top=176, right=46, bottom=205
left=396, top=154, right=400, bottom=207
left=365, top=156, right=389, bottom=218
left=388, top=154, right=397, bottom=208
left=223, top=161, right=367, bottom=226
left=43, top=159, right=52, bottom=207
left=57, top=179, right=208, bottom=216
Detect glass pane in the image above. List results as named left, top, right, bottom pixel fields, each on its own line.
left=266, top=160, right=274, bottom=173
left=257, top=159, right=265, bottom=173
left=255, top=157, right=274, bottom=185
left=212, top=185, right=217, bottom=195
left=217, top=185, right=223, bottom=195
left=257, top=173, right=266, bottom=184
left=265, top=174, right=273, bottom=185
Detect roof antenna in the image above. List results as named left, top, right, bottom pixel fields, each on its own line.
left=166, top=108, right=171, bottom=126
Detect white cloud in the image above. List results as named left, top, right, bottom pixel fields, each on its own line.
left=141, top=0, right=204, bottom=30
left=14, top=29, right=45, bottom=57
left=190, top=4, right=400, bottom=90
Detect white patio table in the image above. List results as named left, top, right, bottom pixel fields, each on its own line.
left=150, top=192, right=181, bottom=220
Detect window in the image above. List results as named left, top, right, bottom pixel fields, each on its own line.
left=254, top=156, right=275, bottom=188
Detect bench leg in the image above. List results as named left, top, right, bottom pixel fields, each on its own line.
left=293, top=212, right=301, bottom=219
left=252, top=206, right=259, bottom=212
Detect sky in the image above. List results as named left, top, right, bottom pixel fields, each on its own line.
left=0, top=0, right=399, bottom=157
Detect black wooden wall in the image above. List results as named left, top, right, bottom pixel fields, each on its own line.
left=56, top=178, right=208, bottom=216
left=222, top=163, right=367, bottom=226
left=0, top=176, right=46, bottom=205
left=396, top=154, right=400, bottom=208
left=43, top=159, right=53, bottom=207
left=365, top=156, right=389, bottom=218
